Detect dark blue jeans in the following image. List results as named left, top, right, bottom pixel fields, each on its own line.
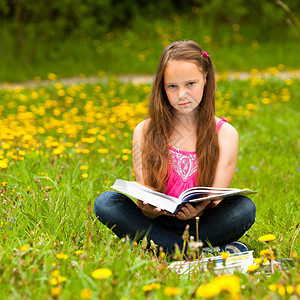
left=94, top=191, right=256, bottom=254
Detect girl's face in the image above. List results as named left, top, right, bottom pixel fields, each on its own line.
left=164, top=60, right=206, bottom=117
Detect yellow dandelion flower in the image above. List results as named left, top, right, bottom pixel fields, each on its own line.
left=26, top=186, right=30, bottom=192
left=57, top=90, right=65, bottom=97
left=97, top=135, right=106, bottom=142
left=296, top=284, right=300, bottom=294
left=91, top=268, right=112, bottom=279
left=81, top=173, right=88, bottom=179
left=52, top=146, right=65, bottom=155
left=262, top=98, right=271, bottom=104
left=2, top=142, right=10, bottom=150
left=48, top=73, right=57, bottom=81
left=247, top=264, right=259, bottom=272
left=221, top=251, right=230, bottom=261
left=97, top=148, right=109, bottom=154
left=122, top=155, right=129, bottom=161
left=268, top=284, right=277, bottom=292
left=254, top=257, right=262, bottom=264
left=55, top=83, right=63, bottom=89
left=87, top=128, right=98, bottom=135
left=18, top=150, right=26, bottom=156
left=56, top=253, right=68, bottom=260
left=258, top=234, right=276, bottom=242
left=277, top=285, right=285, bottom=296
left=75, top=250, right=84, bottom=255
left=286, top=285, right=295, bottom=294
left=122, top=149, right=131, bottom=154
left=196, top=283, right=221, bottom=298
left=20, top=244, right=30, bottom=252
left=49, top=277, right=58, bottom=285
left=250, top=68, right=259, bottom=75
left=45, top=186, right=53, bottom=192
left=80, top=165, right=88, bottom=170
left=164, top=287, right=183, bottom=297
left=50, top=287, right=61, bottom=297
left=80, top=288, right=92, bottom=299
left=213, top=275, right=240, bottom=295
left=58, top=275, right=66, bottom=283
left=260, top=249, right=271, bottom=256
left=285, top=79, right=293, bottom=85
left=1, top=182, right=8, bottom=187
left=51, top=270, right=60, bottom=278
left=48, top=73, right=57, bottom=80
left=0, top=160, right=8, bottom=169
left=143, top=283, right=161, bottom=292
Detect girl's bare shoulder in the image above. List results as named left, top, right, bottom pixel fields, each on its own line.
left=215, top=116, right=238, bottom=139
left=133, top=119, right=150, bottom=140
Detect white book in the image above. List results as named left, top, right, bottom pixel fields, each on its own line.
left=111, top=179, right=256, bottom=213
left=168, top=251, right=254, bottom=275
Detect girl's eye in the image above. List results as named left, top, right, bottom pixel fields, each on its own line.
left=187, top=82, right=195, bottom=86
left=168, top=85, right=177, bottom=89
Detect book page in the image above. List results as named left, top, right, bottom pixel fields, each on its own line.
left=185, top=189, right=255, bottom=203
left=111, top=179, right=180, bottom=213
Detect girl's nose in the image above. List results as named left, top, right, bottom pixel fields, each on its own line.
left=178, top=88, right=187, bottom=99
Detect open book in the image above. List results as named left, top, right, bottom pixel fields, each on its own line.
left=111, top=179, right=256, bottom=214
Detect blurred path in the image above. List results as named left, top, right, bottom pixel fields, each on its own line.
left=1, top=70, right=299, bottom=89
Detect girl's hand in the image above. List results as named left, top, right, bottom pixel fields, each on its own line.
left=136, top=199, right=174, bottom=219
left=175, top=200, right=210, bottom=220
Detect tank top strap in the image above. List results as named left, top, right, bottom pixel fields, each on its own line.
left=216, top=117, right=227, bottom=133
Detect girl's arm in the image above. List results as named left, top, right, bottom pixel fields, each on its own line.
left=212, top=121, right=239, bottom=188
left=132, top=120, right=171, bottom=219
left=132, top=120, right=145, bottom=185
left=176, top=122, right=239, bottom=220
left=205, top=122, right=239, bottom=209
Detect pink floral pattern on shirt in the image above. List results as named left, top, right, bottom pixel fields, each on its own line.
left=166, top=147, right=198, bottom=198
left=168, top=147, right=198, bottom=181
left=165, top=118, right=228, bottom=198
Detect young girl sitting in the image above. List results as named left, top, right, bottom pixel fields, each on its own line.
left=94, top=40, right=256, bottom=254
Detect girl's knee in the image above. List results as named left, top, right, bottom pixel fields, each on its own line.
left=242, top=196, right=256, bottom=216
left=94, top=191, right=116, bottom=216
left=94, top=191, right=131, bottom=219
left=236, top=196, right=256, bottom=226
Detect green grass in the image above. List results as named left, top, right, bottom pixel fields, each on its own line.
left=1, top=16, right=300, bottom=83
left=0, top=75, right=299, bottom=299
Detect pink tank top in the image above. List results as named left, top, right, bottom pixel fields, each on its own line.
left=165, top=118, right=227, bottom=198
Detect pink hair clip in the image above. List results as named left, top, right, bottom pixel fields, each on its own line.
left=202, top=50, right=209, bottom=59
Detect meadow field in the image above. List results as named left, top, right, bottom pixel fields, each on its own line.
left=0, top=71, right=299, bottom=299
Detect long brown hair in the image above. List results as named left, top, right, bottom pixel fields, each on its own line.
left=141, top=40, right=219, bottom=192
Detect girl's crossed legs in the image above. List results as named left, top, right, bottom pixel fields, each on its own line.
left=94, top=191, right=256, bottom=254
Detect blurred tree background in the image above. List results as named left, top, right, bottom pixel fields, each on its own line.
left=0, top=0, right=299, bottom=82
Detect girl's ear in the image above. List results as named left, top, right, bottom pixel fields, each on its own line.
left=203, top=73, right=208, bottom=86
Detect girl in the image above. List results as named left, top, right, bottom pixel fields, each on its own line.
left=94, top=40, right=256, bottom=254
